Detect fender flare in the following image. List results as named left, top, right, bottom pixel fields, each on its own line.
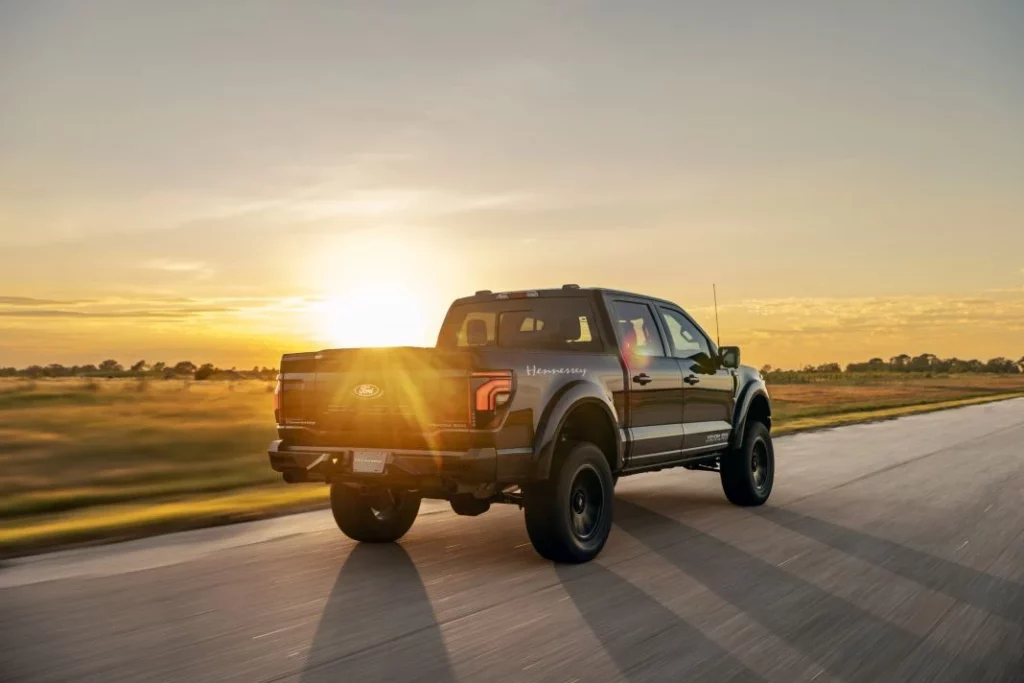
left=532, top=380, right=623, bottom=480
left=730, top=380, right=771, bottom=450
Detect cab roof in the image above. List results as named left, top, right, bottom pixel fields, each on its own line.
left=452, top=285, right=679, bottom=307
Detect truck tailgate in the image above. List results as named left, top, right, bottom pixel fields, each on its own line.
left=280, top=347, right=478, bottom=433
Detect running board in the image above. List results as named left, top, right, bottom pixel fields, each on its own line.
left=620, top=452, right=723, bottom=476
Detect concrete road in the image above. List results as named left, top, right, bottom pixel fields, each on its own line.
left=2, top=399, right=1023, bottom=683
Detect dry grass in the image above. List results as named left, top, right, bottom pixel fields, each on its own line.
left=0, top=486, right=328, bottom=555
left=0, top=378, right=281, bottom=550
left=769, top=374, right=1024, bottom=422
left=773, top=392, right=1024, bottom=435
left=1, top=374, right=1022, bottom=556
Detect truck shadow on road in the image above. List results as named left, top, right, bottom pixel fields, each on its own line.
left=613, top=500, right=1009, bottom=683
left=555, top=561, right=769, bottom=683
left=298, top=543, right=457, bottom=683
left=757, top=507, right=1024, bottom=628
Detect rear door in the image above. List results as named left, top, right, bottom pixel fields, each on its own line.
left=656, top=306, right=735, bottom=452
left=610, top=299, right=684, bottom=467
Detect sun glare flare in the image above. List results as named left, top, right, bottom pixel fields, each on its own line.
left=303, top=232, right=447, bottom=349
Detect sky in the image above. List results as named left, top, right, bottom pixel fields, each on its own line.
left=1, top=0, right=1022, bottom=369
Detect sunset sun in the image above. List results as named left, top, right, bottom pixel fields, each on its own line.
left=317, top=282, right=434, bottom=348
left=304, top=232, right=445, bottom=349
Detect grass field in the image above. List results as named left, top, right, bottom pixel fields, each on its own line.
left=2, top=374, right=1023, bottom=556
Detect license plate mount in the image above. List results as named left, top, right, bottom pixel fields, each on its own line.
left=352, top=450, right=388, bottom=474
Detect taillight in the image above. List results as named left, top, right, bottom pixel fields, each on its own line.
left=273, top=376, right=282, bottom=423
left=471, top=371, right=513, bottom=427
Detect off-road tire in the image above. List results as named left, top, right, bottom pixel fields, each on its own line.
left=330, top=483, right=421, bottom=542
left=524, top=441, right=614, bottom=563
left=720, top=421, right=774, bottom=506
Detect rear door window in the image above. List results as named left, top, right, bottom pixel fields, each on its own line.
left=611, top=301, right=665, bottom=357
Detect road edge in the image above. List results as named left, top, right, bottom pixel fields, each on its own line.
left=3, top=391, right=1022, bottom=559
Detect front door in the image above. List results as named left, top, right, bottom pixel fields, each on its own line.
left=657, top=306, right=735, bottom=452
left=610, top=299, right=684, bottom=467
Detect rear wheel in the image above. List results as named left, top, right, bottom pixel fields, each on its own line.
left=720, top=421, right=774, bottom=506
left=524, top=441, right=614, bottom=563
left=330, top=483, right=421, bottom=542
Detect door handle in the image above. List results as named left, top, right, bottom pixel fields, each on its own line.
left=632, top=373, right=653, bottom=385
left=684, top=375, right=701, bottom=385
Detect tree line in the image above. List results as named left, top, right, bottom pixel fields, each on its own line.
left=761, top=353, right=1024, bottom=376
left=0, top=360, right=279, bottom=381
left=5, top=352, right=1022, bottom=381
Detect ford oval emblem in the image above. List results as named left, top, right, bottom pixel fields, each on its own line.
left=353, top=383, right=382, bottom=399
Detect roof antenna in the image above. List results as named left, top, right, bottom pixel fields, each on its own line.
left=713, top=284, right=721, bottom=347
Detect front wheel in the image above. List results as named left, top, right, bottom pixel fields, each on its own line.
left=330, top=483, right=421, bottom=542
left=720, top=421, right=774, bottom=506
left=523, top=441, right=614, bottom=563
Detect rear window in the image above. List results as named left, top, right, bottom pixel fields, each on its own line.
left=437, top=297, right=604, bottom=352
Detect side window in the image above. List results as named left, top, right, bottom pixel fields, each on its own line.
left=659, top=308, right=711, bottom=361
left=612, top=301, right=665, bottom=357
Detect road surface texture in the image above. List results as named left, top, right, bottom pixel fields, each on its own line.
left=2, top=399, right=1023, bottom=683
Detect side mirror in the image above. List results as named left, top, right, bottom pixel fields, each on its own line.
left=719, top=346, right=740, bottom=369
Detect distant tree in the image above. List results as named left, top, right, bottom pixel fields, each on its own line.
left=194, top=363, right=216, bottom=381
left=889, top=354, right=911, bottom=371
left=98, top=359, right=123, bottom=373
left=985, top=357, right=1017, bottom=374
left=173, top=361, right=197, bottom=375
left=130, top=360, right=148, bottom=373
left=908, top=353, right=937, bottom=372
left=759, top=364, right=772, bottom=375
left=151, top=361, right=166, bottom=373
left=46, top=363, right=68, bottom=377
left=1018, top=356, right=1024, bottom=374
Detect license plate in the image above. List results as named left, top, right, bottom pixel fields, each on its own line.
left=352, top=450, right=388, bottom=474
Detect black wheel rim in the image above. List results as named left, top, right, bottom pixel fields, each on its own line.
left=751, top=440, right=769, bottom=491
left=568, top=465, right=605, bottom=541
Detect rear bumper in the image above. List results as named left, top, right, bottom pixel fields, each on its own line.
left=267, top=440, right=534, bottom=485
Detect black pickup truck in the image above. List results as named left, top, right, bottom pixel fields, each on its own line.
left=269, top=285, right=773, bottom=563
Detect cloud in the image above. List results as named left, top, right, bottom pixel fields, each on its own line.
left=141, top=259, right=214, bottom=278
left=0, top=296, right=90, bottom=306
left=0, top=307, right=232, bottom=319
left=685, top=292, right=1024, bottom=367
left=191, top=186, right=539, bottom=226
left=0, top=293, right=246, bottom=321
